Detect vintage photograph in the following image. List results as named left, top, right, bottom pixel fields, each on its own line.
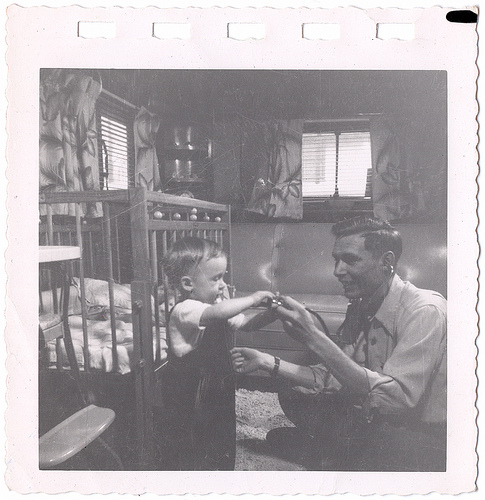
left=38, top=68, right=447, bottom=472
left=5, top=4, right=479, bottom=496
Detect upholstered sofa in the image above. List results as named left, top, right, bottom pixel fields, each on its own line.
left=231, top=222, right=447, bottom=365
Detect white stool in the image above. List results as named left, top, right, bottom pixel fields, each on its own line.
left=39, top=405, right=115, bottom=468
left=39, top=246, right=122, bottom=469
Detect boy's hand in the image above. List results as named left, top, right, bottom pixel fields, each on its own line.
left=230, top=347, right=273, bottom=374
left=250, top=290, right=276, bottom=307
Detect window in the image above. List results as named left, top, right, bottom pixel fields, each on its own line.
left=96, top=91, right=137, bottom=190
left=302, top=121, right=372, bottom=199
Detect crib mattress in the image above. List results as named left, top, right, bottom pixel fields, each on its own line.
left=46, top=315, right=168, bottom=374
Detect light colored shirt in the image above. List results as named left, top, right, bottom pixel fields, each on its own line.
left=169, top=299, right=245, bottom=358
left=299, top=276, right=447, bottom=425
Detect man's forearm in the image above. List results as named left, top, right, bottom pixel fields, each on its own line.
left=256, top=352, right=317, bottom=390
left=305, top=327, right=370, bottom=394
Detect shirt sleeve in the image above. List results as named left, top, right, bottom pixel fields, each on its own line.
left=364, top=304, right=447, bottom=417
left=169, top=300, right=211, bottom=357
left=291, top=362, right=343, bottom=395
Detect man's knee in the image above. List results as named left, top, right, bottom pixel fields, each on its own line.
left=277, top=386, right=326, bottom=431
left=277, top=386, right=305, bottom=424
left=277, top=387, right=348, bottom=439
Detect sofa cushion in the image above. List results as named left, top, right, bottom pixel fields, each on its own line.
left=231, top=222, right=447, bottom=298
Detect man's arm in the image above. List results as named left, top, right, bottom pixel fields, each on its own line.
left=276, top=295, right=447, bottom=415
left=275, top=296, right=370, bottom=394
left=364, top=304, right=446, bottom=415
left=230, top=347, right=318, bottom=389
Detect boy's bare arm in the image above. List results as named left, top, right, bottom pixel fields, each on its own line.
left=199, top=291, right=275, bottom=326
left=238, top=308, right=277, bottom=331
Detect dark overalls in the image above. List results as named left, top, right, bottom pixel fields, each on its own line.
left=161, top=308, right=236, bottom=471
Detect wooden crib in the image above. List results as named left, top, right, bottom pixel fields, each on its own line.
left=39, top=187, right=232, bottom=468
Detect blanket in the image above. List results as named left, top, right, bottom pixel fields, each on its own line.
left=46, top=314, right=168, bottom=375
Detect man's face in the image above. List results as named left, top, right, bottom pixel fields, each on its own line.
left=332, top=233, right=387, bottom=300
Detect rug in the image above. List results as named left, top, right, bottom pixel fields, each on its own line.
left=235, top=388, right=307, bottom=471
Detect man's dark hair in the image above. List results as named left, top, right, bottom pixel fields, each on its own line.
left=331, top=215, right=402, bottom=263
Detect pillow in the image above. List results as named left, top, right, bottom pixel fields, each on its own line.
left=72, top=277, right=175, bottom=325
left=40, top=286, right=82, bottom=316
left=72, top=277, right=132, bottom=315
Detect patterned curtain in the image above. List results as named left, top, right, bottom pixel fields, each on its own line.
left=246, top=119, right=304, bottom=219
left=134, top=106, right=161, bottom=191
left=39, top=69, right=103, bottom=217
left=370, top=116, right=445, bottom=222
left=370, top=116, right=411, bottom=222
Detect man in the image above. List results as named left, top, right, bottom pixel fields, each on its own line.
left=231, top=216, right=447, bottom=471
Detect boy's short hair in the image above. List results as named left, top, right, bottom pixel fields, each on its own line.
left=332, top=215, right=403, bottom=263
left=162, top=237, right=226, bottom=290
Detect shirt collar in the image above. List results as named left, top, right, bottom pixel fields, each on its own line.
left=373, top=274, right=405, bottom=337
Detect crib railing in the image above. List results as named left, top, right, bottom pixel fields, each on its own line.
left=40, top=187, right=232, bottom=467
left=39, top=188, right=232, bottom=371
left=40, top=190, right=130, bottom=374
left=144, top=190, right=233, bottom=343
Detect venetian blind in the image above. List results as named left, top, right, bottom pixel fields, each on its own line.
left=302, top=129, right=372, bottom=198
left=96, top=91, right=137, bottom=190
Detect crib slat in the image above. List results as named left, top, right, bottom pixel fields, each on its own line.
left=128, top=188, right=154, bottom=468
left=114, top=215, right=121, bottom=283
left=87, top=232, right=94, bottom=277
left=44, top=206, right=56, bottom=312
left=227, top=204, right=234, bottom=289
left=75, top=204, right=90, bottom=372
left=46, top=205, right=53, bottom=246
left=161, top=231, right=171, bottom=337
left=131, top=279, right=155, bottom=467
left=55, top=338, right=62, bottom=371
left=149, top=230, right=158, bottom=284
left=150, top=231, right=161, bottom=366
left=102, top=202, right=119, bottom=373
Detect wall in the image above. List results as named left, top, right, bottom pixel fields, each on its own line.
left=99, top=69, right=447, bottom=222
left=207, top=72, right=447, bottom=222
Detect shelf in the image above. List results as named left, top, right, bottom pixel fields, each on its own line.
left=39, top=246, right=81, bottom=263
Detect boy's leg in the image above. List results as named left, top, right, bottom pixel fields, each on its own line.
left=194, top=373, right=236, bottom=471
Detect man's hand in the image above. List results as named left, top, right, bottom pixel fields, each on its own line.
left=249, top=290, right=276, bottom=307
left=230, top=347, right=273, bottom=374
left=274, top=295, right=327, bottom=346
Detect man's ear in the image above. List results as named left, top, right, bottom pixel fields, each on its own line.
left=381, top=251, right=396, bottom=274
left=180, top=276, right=194, bottom=293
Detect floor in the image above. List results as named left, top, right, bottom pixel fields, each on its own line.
left=235, top=388, right=308, bottom=471
left=40, top=373, right=309, bottom=471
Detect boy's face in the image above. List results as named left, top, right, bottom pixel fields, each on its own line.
left=185, top=255, right=228, bottom=304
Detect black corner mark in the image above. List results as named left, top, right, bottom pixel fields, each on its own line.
left=446, top=10, right=478, bottom=23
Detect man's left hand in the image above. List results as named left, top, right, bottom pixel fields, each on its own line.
left=275, top=295, right=327, bottom=346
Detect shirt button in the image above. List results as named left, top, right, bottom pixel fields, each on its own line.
left=370, top=337, right=377, bottom=345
